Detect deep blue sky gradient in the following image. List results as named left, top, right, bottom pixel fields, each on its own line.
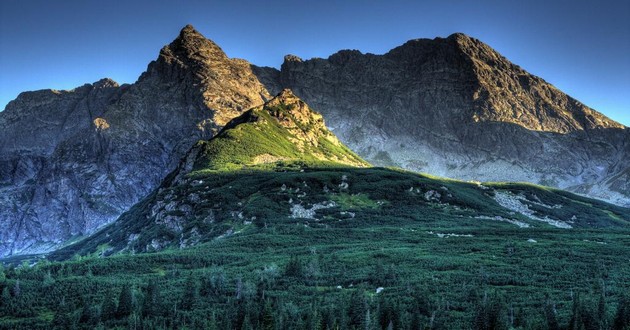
left=1, top=0, right=629, bottom=125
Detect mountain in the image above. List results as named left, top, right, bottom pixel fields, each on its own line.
left=7, top=76, right=630, bottom=330
left=51, top=91, right=629, bottom=258
left=253, top=33, right=630, bottom=206
left=0, top=25, right=270, bottom=256
left=2, top=26, right=629, bottom=258
left=32, top=91, right=628, bottom=329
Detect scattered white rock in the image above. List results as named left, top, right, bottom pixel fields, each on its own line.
left=493, top=191, right=571, bottom=228
left=290, top=201, right=336, bottom=219
left=336, top=285, right=342, bottom=289
left=427, top=231, right=473, bottom=238
left=216, top=228, right=234, bottom=240
left=424, top=190, right=441, bottom=202
left=527, top=239, right=537, bottom=243
left=583, top=239, right=607, bottom=245
left=474, top=215, right=530, bottom=228
left=376, top=287, right=384, bottom=294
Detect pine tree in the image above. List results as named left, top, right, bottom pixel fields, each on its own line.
left=597, top=291, right=607, bottom=330
left=142, top=279, right=160, bottom=317
left=348, top=290, right=366, bottom=329
left=208, top=312, right=219, bottom=330
left=101, top=289, right=117, bottom=321
left=79, top=299, right=100, bottom=325
left=261, top=300, right=275, bottom=330
left=569, top=293, right=585, bottom=330
left=473, top=291, right=505, bottom=330
left=12, top=279, right=20, bottom=297
left=116, top=285, right=134, bottom=318
left=0, top=287, right=11, bottom=313
left=544, top=300, right=560, bottom=330
left=241, top=315, right=253, bottom=330
left=181, top=275, right=200, bottom=310
left=614, top=294, right=630, bottom=330
left=52, top=297, right=74, bottom=329
left=284, top=256, right=303, bottom=278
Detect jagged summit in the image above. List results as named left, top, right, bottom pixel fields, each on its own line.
left=283, top=54, right=303, bottom=63
left=92, top=77, right=119, bottom=88
left=139, top=24, right=271, bottom=127
left=167, top=24, right=228, bottom=61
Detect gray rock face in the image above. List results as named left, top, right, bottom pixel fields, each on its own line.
left=253, top=33, right=630, bottom=206
left=0, top=25, right=270, bottom=256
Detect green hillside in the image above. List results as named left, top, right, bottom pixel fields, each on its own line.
left=190, top=88, right=367, bottom=172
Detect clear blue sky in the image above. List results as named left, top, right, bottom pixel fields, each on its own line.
left=1, top=0, right=629, bottom=126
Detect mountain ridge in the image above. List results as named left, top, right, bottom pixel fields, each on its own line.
left=254, top=30, right=630, bottom=206
left=1, top=25, right=628, bottom=258
left=50, top=91, right=630, bottom=259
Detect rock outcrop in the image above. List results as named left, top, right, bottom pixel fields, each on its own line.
left=254, top=33, right=630, bottom=206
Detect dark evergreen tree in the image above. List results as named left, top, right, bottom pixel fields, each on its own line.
left=79, top=300, right=100, bottom=325
left=614, top=294, right=630, bottom=330
left=51, top=297, right=75, bottom=330
left=348, top=290, right=366, bottom=329
left=12, top=279, right=20, bottom=297
left=116, top=285, right=133, bottom=319
left=261, top=300, right=275, bottom=330
left=241, top=314, right=253, bottom=330
left=569, top=293, right=587, bottom=330
left=0, top=287, right=11, bottom=315
left=207, top=312, right=219, bottom=330
left=101, top=289, right=117, bottom=321
left=473, top=292, right=505, bottom=330
left=372, top=261, right=385, bottom=286
left=544, top=301, right=560, bottom=330
left=284, top=256, right=303, bottom=278
left=181, top=275, right=200, bottom=310
left=142, top=279, right=160, bottom=317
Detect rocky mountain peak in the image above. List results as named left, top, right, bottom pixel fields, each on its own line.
left=92, top=78, right=120, bottom=89
left=138, top=24, right=270, bottom=127
left=147, top=24, right=229, bottom=82
left=283, top=54, right=304, bottom=64
left=169, top=24, right=227, bottom=60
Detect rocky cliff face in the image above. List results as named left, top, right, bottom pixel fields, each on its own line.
left=254, top=33, right=630, bottom=206
left=0, top=25, right=270, bottom=256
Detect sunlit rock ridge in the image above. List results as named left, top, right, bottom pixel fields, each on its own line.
left=0, top=25, right=627, bottom=257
